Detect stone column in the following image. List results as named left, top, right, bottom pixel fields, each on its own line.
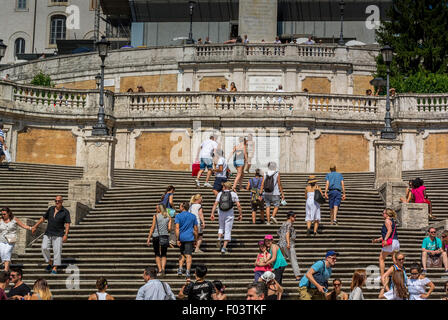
left=239, top=0, right=278, bottom=42
left=374, top=139, right=407, bottom=207
left=83, top=135, right=117, bottom=188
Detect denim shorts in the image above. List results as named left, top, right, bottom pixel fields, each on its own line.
left=264, top=194, right=280, bottom=207
left=234, top=159, right=245, bottom=168
left=328, top=190, right=342, bottom=209
left=200, top=158, right=213, bottom=170
left=213, top=177, right=227, bottom=191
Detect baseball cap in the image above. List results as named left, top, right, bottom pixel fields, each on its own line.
left=264, top=234, right=273, bottom=240
left=325, top=250, right=339, bottom=258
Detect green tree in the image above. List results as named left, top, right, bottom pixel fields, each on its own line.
left=375, top=0, right=448, bottom=93
left=30, top=71, right=54, bottom=87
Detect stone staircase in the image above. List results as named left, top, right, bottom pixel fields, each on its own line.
left=1, top=163, right=447, bottom=300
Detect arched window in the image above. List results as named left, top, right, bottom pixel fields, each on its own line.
left=50, top=15, right=66, bottom=45
left=15, top=38, right=25, bottom=56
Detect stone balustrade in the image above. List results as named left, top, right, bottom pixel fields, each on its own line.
left=2, top=80, right=448, bottom=124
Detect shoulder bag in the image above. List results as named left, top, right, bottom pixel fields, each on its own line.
left=314, top=187, right=326, bottom=204
left=382, top=221, right=396, bottom=247
left=154, top=214, right=169, bottom=247
left=159, top=280, right=175, bottom=300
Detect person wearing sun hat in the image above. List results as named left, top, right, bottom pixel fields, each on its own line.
left=259, top=271, right=284, bottom=300
left=298, top=250, right=339, bottom=300
left=263, top=234, right=288, bottom=285
left=305, top=175, right=323, bottom=236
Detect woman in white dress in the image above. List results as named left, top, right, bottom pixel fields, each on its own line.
left=189, top=194, right=205, bottom=253
left=305, top=176, right=322, bottom=237
left=407, top=263, right=434, bottom=300
left=0, top=207, right=33, bottom=272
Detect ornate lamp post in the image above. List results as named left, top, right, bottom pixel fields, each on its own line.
left=380, top=45, right=396, bottom=139
left=186, top=1, right=196, bottom=44
left=92, top=36, right=111, bottom=136
left=0, top=39, right=7, bottom=62
left=95, top=73, right=101, bottom=89
left=338, top=1, right=345, bottom=46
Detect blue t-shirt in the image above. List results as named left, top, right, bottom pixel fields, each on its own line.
left=299, top=260, right=332, bottom=289
left=325, top=172, right=344, bottom=191
left=175, top=211, right=197, bottom=242
left=421, top=237, right=442, bottom=251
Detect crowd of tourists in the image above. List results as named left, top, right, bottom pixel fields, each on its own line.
left=1, top=135, right=447, bottom=300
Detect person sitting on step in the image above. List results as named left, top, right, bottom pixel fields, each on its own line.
left=421, top=227, right=448, bottom=275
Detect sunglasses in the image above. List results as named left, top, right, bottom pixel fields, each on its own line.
left=334, top=283, right=341, bottom=287
left=397, top=258, right=405, bottom=261
left=55, top=200, right=63, bottom=203
left=410, top=273, right=419, bottom=276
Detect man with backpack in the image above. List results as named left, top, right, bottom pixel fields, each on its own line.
left=298, top=250, right=338, bottom=300
left=260, top=162, right=285, bottom=225
left=210, top=181, right=242, bottom=254
left=212, top=149, right=230, bottom=196
left=246, top=169, right=265, bottom=224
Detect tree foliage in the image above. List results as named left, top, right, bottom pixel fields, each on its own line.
left=375, top=0, right=448, bottom=93
left=30, top=71, right=54, bottom=87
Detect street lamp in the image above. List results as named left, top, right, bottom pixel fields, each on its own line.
left=186, top=1, right=196, bottom=44
left=0, top=39, right=7, bottom=62
left=380, top=45, right=396, bottom=139
left=95, top=73, right=101, bottom=89
left=338, top=1, right=345, bottom=46
left=92, top=36, right=111, bottom=136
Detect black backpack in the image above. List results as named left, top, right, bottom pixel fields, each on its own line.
left=264, top=172, right=277, bottom=193
left=219, top=191, right=234, bottom=211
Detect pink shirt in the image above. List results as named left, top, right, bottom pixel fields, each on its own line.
left=254, top=253, right=272, bottom=272
left=411, top=186, right=426, bottom=203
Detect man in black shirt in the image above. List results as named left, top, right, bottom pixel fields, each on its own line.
left=178, top=264, right=215, bottom=300
left=7, top=268, right=30, bottom=300
left=32, top=195, right=71, bottom=274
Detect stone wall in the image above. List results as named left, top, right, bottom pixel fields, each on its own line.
left=302, top=77, right=331, bottom=94
left=315, top=134, right=370, bottom=172
left=120, top=74, right=178, bottom=93
left=16, top=128, right=77, bottom=166
left=55, top=80, right=115, bottom=92
left=135, top=131, right=191, bottom=170
left=424, top=133, right=448, bottom=169
left=353, top=75, right=374, bottom=95
left=199, top=77, right=228, bottom=91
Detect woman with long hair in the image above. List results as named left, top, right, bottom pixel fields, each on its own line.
left=160, top=185, right=175, bottom=211
left=26, top=278, right=52, bottom=300
left=305, top=175, right=322, bottom=237
left=189, top=194, right=205, bottom=253
left=147, top=204, right=172, bottom=277
left=372, top=208, right=400, bottom=278
left=379, top=269, right=409, bottom=300
left=88, top=277, right=114, bottom=300
left=227, top=137, right=248, bottom=192
left=407, top=263, right=434, bottom=300
left=382, top=251, right=407, bottom=291
left=349, top=269, right=366, bottom=300
left=0, top=207, right=34, bottom=271
left=326, top=278, right=348, bottom=300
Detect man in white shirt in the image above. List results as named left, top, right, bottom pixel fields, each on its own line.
left=210, top=182, right=242, bottom=254
left=195, top=135, right=218, bottom=188
left=136, top=267, right=175, bottom=300
left=212, top=149, right=228, bottom=196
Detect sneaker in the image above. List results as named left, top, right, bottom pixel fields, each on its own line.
left=185, top=271, right=191, bottom=279
left=204, top=182, right=212, bottom=188
left=45, top=264, right=53, bottom=273
left=271, top=217, right=278, bottom=224
left=195, top=249, right=204, bottom=253
left=306, top=229, right=311, bottom=237
left=195, top=179, right=200, bottom=187
left=266, top=221, right=271, bottom=225
left=216, top=239, right=222, bottom=249
left=50, top=269, right=57, bottom=275
left=422, top=269, right=427, bottom=275
left=221, top=248, right=227, bottom=254
left=177, top=268, right=183, bottom=276
left=157, top=272, right=163, bottom=277
left=334, top=220, right=338, bottom=225
left=313, top=232, right=317, bottom=237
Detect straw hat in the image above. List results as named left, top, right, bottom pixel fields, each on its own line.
left=307, top=175, right=318, bottom=184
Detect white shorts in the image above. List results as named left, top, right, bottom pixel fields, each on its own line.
left=382, top=239, right=400, bottom=253
left=0, top=241, right=14, bottom=262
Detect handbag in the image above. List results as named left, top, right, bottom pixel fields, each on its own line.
left=5, top=234, right=16, bottom=244
left=314, top=188, right=326, bottom=204
left=382, top=221, right=396, bottom=247
left=154, top=214, right=169, bottom=247
left=426, top=240, right=443, bottom=268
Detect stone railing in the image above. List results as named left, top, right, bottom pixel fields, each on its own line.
left=395, top=94, right=448, bottom=113
left=307, top=94, right=384, bottom=113
left=13, top=84, right=89, bottom=109
left=192, top=43, right=350, bottom=63
left=125, top=93, right=202, bottom=111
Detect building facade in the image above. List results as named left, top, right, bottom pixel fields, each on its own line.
left=0, top=0, right=103, bottom=64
